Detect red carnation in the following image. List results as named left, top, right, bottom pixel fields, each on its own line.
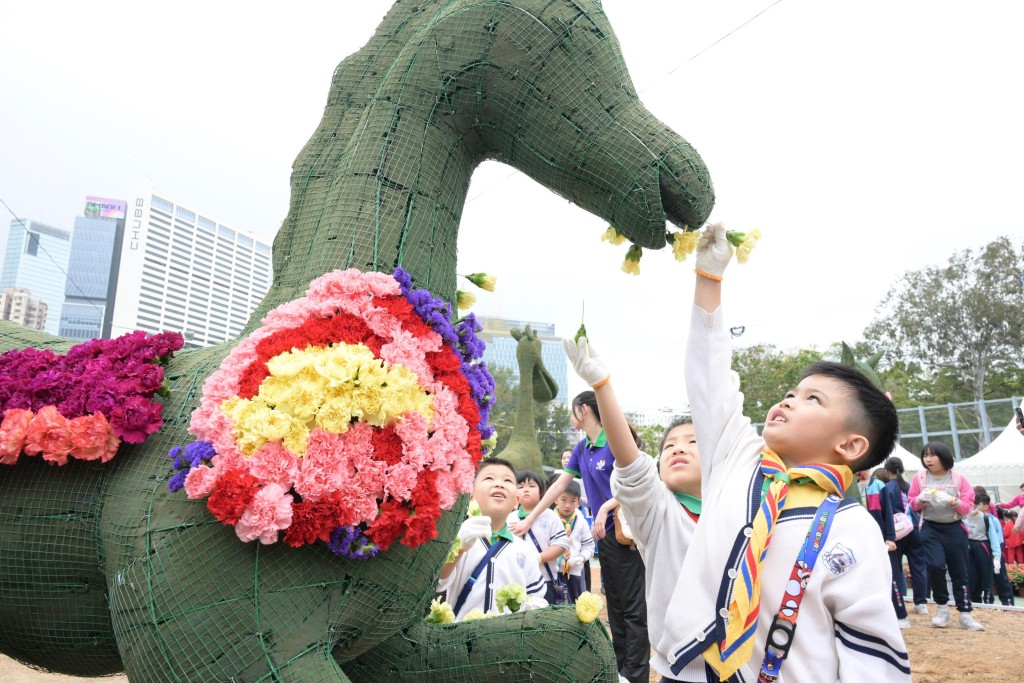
left=366, top=500, right=410, bottom=551
left=371, top=425, right=404, bottom=465
left=283, top=496, right=344, bottom=547
left=207, top=469, right=258, bottom=525
left=402, top=505, right=442, bottom=548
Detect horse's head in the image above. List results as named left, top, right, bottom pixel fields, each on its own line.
left=511, top=325, right=558, bottom=402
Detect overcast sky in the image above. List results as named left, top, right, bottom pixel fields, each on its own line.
left=2, top=1, right=1022, bottom=413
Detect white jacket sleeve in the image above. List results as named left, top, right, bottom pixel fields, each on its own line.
left=612, top=455, right=673, bottom=548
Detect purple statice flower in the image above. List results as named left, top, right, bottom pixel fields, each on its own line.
left=326, top=525, right=380, bottom=560
left=168, top=445, right=185, bottom=470
left=455, top=313, right=486, bottom=362
left=183, top=440, right=216, bottom=467
left=167, top=468, right=189, bottom=493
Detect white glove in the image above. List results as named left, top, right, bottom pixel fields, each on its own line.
left=568, top=556, right=585, bottom=571
left=994, top=556, right=1001, bottom=573
left=457, top=515, right=492, bottom=547
left=932, top=490, right=953, bottom=506
left=694, top=222, right=733, bottom=280
left=563, top=336, right=609, bottom=388
left=915, top=490, right=934, bottom=505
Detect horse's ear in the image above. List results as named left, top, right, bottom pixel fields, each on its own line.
left=523, top=324, right=534, bottom=340
left=532, top=365, right=558, bottom=403
left=510, top=328, right=522, bottom=341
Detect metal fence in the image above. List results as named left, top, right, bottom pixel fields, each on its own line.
left=897, top=395, right=1024, bottom=461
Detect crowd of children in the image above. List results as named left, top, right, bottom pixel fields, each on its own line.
left=436, top=224, right=1022, bottom=682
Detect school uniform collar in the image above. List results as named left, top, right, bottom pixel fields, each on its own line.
left=673, top=492, right=702, bottom=516
left=585, top=430, right=607, bottom=448
left=490, top=525, right=515, bottom=545
left=516, top=505, right=527, bottom=519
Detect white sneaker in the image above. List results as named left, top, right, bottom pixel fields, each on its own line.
left=931, top=605, right=950, bottom=628
left=897, top=618, right=911, bottom=629
left=913, top=603, right=929, bottom=615
left=958, top=612, right=984, bottom=631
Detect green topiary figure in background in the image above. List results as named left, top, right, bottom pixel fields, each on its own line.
left=492, top=325, right=559, bottom=473
left=0, top=1, right=713, bottom=680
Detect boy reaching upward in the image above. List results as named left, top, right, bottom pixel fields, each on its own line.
left=665, top=224, right=911, bottom=682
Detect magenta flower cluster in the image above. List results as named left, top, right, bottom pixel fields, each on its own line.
left=0, top=330, right=184, bottom=444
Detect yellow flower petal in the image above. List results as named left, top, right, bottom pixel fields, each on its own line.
left=575, top=591, right=603, bottom=623
left=456, top=289, right=477, bottom=310
left=601, top=226, right=626, bottom=245
left=671, top=230, right=701, bottom=262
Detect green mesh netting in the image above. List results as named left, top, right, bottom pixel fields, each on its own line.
left=0, top=1, right=712, bottom=680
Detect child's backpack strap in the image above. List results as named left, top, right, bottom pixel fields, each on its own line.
left=452, top=537, right=509, bottom=615
left=526, top=529, right=557, bottom=583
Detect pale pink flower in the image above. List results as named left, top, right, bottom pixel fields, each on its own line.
left=384, top=462, right=419, bottom=501
left=394, top=412, right=432, bottom=469
left=248, top=442, right=300, bottom=488
left=184, top=465, right=219, bottom=499
left=235, top=483, right=294, bottom=544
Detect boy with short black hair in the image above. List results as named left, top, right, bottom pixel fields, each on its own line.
left=666, top=224, right=910, bottom=682
left=555, top=479, right=594, bottom=602
left=965, top=492, right=1001, bottom=605
left=438, top=458, right=548, bottom=620
left=510, top=470, right=571, bottom=603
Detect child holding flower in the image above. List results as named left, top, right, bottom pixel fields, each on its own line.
left=563, top=335, right=707, bottom=682
left=508, top=470, right=571, bottom=603
left=438, top=458, right=548, bottom=621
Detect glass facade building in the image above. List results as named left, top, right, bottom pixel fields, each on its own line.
left=1, top=219, right=72, bottom=335
left=60, top=211, right=125, bottom=340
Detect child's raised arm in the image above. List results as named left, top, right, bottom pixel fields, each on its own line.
left=693, top=223, right=732, bottom=313
left=563, top=337, right=641, bottom=470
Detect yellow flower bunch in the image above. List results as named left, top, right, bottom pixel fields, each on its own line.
left=425, top=597, right=456, bottom=624
left=729, top=228, right=762, bottom=264
left=620, top=244, right=642, bottom=276
left=668, top=229, right=701, bottom=262
left=456, top=289, right=477, bottom=310
left=462, top=608, right=499, bottom=621
left=494, top=583, right=527, bottom=613
left=575, top=591, right=603, bottom=624
left=223, top=343, right=434, bottom=456
left=463, top=272, right=496, bottom=292
left=601, top=226, right=626, bottom=245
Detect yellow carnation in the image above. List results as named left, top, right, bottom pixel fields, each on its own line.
left=575, top=591, right=603, bottom=623
left=601, top=226, right=626, bottom=245
left=621, top=244, right=642, bottom=276
left=734, top=228, right=762, bottom=264
left=425, top=597, right=456, bottom=624
left=265, top=347, right=314, bottom=377
left=671, top=230, right=701, bottom=262
left=464, top=272, right=497, bottom=292
left=456, top=290, right=477, bottom=310
left=462, top=608, right=488, bottom=621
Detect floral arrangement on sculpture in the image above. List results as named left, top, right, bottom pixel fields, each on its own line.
left=603, top=224, right=762, bottom=275
left=0, top=331, right=183, bottom=465
left=166, top=268, right=496, bottom=558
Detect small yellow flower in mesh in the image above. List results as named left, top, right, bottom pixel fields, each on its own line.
left=425, top=597, right=456, bottom=624
left=601, top=226, right=626, bottom=245
left=494, top=583, right=527, bottom=613
left=463, top=272, right=496, bottom=292
left=669, top=229, right=701, bottom=262
left=462, top=608, right=492, bottom=621
left=727, top=228, right=762, bottom=264
left=456, top=289, right=477, bottom=310
left=467, top=499, right=482, bottom=517
left=575, top=591, right=604, bottom=623
left=445, top=538, right=462, bottom=564
left=621, top=244, right=642, bottom=276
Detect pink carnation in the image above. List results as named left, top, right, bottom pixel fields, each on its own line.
left=23, top=406, right=74, bottom=465
left=68, top=413, right=119, bottom=461
left=384, top=462, right=419, bottom=501
left=0, top=408, right=33, bottom=465
left=184, top=465, right=220, bottom=499
left=248, top=442, right=299, bottom=488
left=294, top=430, right=347, bottom=501
left=235, top=483, right=294, bottom=544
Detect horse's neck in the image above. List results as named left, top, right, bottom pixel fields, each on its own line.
left=512, top=357, right=536, bottom=436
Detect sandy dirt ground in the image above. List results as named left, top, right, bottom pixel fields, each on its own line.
left=3, top=575, right=1023, bottom=682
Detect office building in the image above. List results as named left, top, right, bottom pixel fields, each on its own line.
left=60, top=197, right=127, bottom=340
left=1, top=219, right=71, bottom=335
left=476, top=317, right=569, bottom=404
left=109, top=185, right=273, bottom=347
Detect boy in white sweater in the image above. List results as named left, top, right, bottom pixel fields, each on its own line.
left=665, top=224, right=911, bottom=682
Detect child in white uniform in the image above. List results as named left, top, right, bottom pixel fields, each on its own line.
left=554, top=479, right=595, bottom=602
left=509, top=470, right=570, bottom=603
left=439, top=458, right=548, bottom=621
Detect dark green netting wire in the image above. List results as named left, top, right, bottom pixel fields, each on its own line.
left=0, top=1, right=712, bottom=680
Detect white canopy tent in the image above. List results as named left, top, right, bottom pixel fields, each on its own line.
left=955, top=418, right=1024, bottom=504
left=889, top=443, right=925, bottom=478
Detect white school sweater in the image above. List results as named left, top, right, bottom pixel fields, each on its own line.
left=508, top=508, right=570, bottom=584
left=558, top=509, right=595, bottom=576
left=664, top=306, right=911, bottom=682
left=612, top=455, right=706, bottom=682
left=437, top=532, right=548, bottom=621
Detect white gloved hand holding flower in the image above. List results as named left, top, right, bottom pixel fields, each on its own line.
left=567, top=556, right=585, bottom=572
left=458, top=515, right=493, bottom=547
left=932, top=490, right=954, bottom=506
left=694, top=222, right=733, bottom=281
left=563, top=337, right=610, bottom=388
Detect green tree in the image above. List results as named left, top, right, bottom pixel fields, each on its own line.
left=487, top=366, right=573, bottom=469
left=730, top=345, right=824, bottom=420
left=637, top=423, right=666, bottom=455
left=863, top=236, right=1024, bottom=401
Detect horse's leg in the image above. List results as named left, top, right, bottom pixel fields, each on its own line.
left=342, top=607, right=617, bottom=682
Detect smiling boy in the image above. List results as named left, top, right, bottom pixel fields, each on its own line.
left=664, top=224, right=911, bottom=682
left=438, top=458, right=548, bottom=621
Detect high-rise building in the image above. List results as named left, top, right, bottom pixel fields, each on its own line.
left=1, top=287, right=48, bottom=330
left=476, top=317, right=569, bottom=404
left=1, top=219, right=71, bottom=335
left=109, top=185, right=273, bottom=347
left=60, top=197, right=127, bottom=340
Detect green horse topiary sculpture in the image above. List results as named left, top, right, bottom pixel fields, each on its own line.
left=492, top=325, right=559, bottom=474
left=0, top=1, right=713, bottom=681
